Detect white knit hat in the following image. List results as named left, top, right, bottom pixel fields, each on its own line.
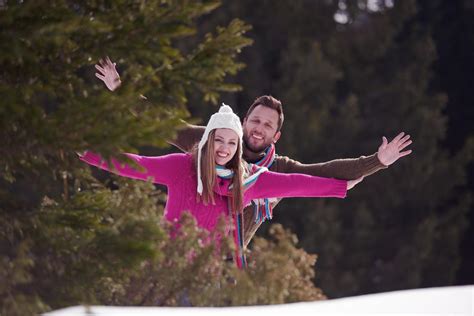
left=197, top=103, right=243, bottom=195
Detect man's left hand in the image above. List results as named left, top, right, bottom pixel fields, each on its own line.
left=377, top=132, right=413, bottom=166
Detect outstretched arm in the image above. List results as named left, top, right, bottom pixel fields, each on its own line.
left=275, top=132, right=413, bottom=180
left=94, top=57, right=204, bottom=153
left=276, top=154, right=383, bottom=180
left=168, top=123, right=205, bottom=152
left=246, top=171, right=348, bottom=202
left=78, top=151, right=186, bottom=186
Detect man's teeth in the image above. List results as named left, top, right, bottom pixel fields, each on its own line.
left=252, top=134, right=263, bottom=140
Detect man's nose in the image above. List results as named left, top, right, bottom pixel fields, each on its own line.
left=253, top=124, right=264, bottom=134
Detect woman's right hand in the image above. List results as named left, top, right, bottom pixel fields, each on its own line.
left=95, top=56, right=121, bottom=91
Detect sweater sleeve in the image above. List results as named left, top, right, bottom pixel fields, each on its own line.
left=274, top=153, right=387, bottom=180
left=246, top=171, right=347, bottom=201
left=167, top=122, right=205, bottom=153
left=79, top=151, right=187, bottom=186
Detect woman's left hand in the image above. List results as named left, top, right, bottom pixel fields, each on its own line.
left=347, top=177, right=364, bottom=190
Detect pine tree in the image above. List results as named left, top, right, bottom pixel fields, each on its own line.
left=0, top=1, right=321, bottom=314
left=1, top=1, right=329, bottom=313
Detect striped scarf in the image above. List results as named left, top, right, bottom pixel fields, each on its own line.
left=217, top=166, right=245, bottom=268
left=216, top=163, right=268, bottom=268
left=215, top=144, right=276, bottom=268
left=250, top=144, right=277, bottom=224
left=215, top=164, right=268, bottom=189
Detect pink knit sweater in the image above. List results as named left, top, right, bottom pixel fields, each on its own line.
left=80, top=152, right=347, bottom=234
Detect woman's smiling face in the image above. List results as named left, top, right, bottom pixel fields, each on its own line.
left=213, top=128, right=239, bottom=166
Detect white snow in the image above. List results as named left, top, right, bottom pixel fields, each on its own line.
left=44, top=285, right=473, bottom=316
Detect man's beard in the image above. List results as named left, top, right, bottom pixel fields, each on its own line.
left=243, top=135, right=271, bottom=153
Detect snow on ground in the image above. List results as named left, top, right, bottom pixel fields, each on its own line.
left=44, top=285, right=473, bottom=316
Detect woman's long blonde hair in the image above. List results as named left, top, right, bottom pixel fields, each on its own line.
left=193, top=130, right=245, bottom=215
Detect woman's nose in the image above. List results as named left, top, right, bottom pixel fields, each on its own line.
left=218, top=143, right=228, bottom=151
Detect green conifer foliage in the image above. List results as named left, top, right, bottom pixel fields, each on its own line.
left=0, top=1, right=327, bottom=313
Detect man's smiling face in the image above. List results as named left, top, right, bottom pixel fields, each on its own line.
left=243, top=105, right=281, bottom=153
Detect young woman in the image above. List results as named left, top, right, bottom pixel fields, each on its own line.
left=79, top=105, right=358, bottom=267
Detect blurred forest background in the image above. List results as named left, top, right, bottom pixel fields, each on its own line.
left=194, top=0, right=474, bottom=298
left=1, top=0, right=473, bottom=315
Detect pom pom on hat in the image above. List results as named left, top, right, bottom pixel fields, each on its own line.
left=219, top=105, right=233, bottom=113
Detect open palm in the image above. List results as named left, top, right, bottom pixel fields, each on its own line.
left=377, top=132, right=413, bottom=166
left=95, top=57, right=121, bottom=91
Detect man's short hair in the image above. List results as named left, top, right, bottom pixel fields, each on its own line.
left=245, top=95, right=284, bottom=132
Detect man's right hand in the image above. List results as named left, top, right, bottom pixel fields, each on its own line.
left=95, top=57, right=121, bottom=91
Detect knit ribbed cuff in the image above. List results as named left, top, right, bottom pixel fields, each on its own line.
left=80, top=151, right=104, bottom=168
left=335, top=179, right=348, bottom=198
left=361, top=153, right=387, bottom=176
